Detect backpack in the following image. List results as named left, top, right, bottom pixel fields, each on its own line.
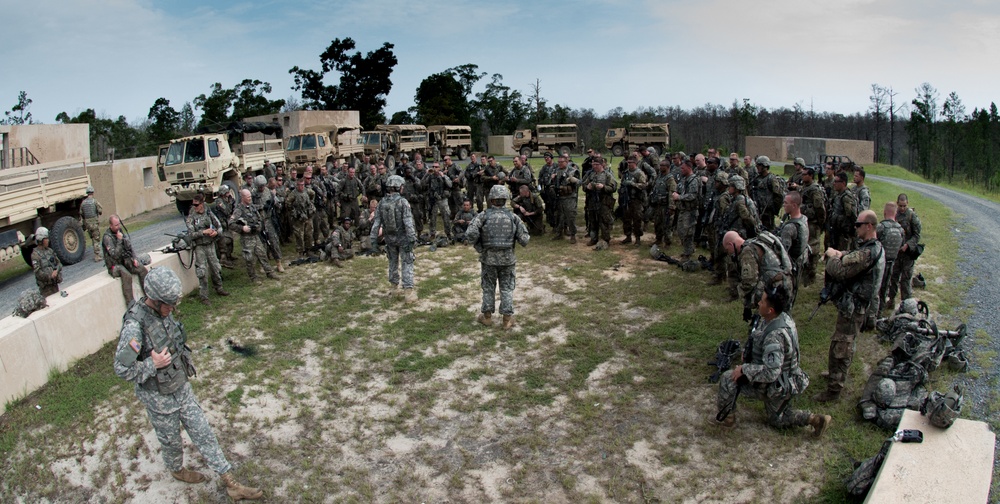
left=845, top=439, right=892, bottom=497
left=891, top=318, right=948, bottom=372
left=13, top=289, right=47, bottom=317
left=770, top=174, right=787, bottom=215
left=920, top=384, right=963, bottom=428
left=753, top=230, right=794, bottom=284
left=857, top=356, right=928, bottom=430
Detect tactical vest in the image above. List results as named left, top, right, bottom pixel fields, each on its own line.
left=799, top=183, right=825, bottom=226
left=480, top=208, right=518, bottom=249
left=650, top=173, right=673, bottom=205
left=878, top=219, right=904, bottom=261
left=722, top=194, right=761, bottom=239
left=857, top=355, right=928, bottom=430
left=751, top=312, right=809, bottom=396
left=779, top=216, right=809, bottom=265
left=124, top=300, right=195, bottom=395
left=752, top=173, right=776, bottom=213
left=81, top=197, right=100, bottom=219
left=678, top=174, right=700, bottom=211
left=830, top=190, right=856, bottom=233
left=187, top=211, right=219, bottom=246
left=290, top=189, right=315, bottom=220
left=838, top=238, right=885, bottom=314
left=750, top=231, right=793, bottom=291
left=379, top=195, right=404, bottom=234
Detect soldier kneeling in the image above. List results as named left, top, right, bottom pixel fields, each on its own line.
left=321, top=216, right=356, bottom=268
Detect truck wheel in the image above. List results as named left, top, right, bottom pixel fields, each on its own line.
left=519, top=146, right=532, bottom=158
left=458, top=147, right=469, bottom=160
left=176, top=199, right=192, bottom=216
left=559, top=145, right=571, bottom=157
left=50, top=216, right=86, bottom=265
left=222, top=180, right=240, bottom=198
left=385, top=155, right=396, bottom=171
left=611, top=144, right=624, bottom=157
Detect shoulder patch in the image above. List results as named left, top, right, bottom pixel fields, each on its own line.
left=128, top=338, right=141, bottom=354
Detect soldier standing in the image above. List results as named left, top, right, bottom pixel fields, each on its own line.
left=673, top=159, right=702, bottom=266
left=426, top=162, right=454, bottom=240
left=875, top=202, right=905, bottom=313
left=511, top=184, right=546, bottom=236
left=886, top=193, right=922, bottom=309
left=444, top=156, right=465, bottom=217
left=113, top=267, right=264, bottom=501
left=184, top=194, right=230, bottom=306
left=30, top=226, right=62, bottom=297
left=581, top=157, right=617, bottom=250
left=103, top=215, right=149, bottom=307
left=466, top=185, right=530, bottom=329
left=619, top=157, right=648, bottom=246
left=551, top=155, right=581, bottom=243
left=537, top=153, right=558, bottom=228
left=798, top=167, right=826, bottom=285
left=506, top=156, right=534, bottom=196
left=827, top=172, right=859, bottom=251
left=212, top=185, right=237, bottom=268
left=337, top=167, right=365, bottom=224
left=465, top=154, right=485, bottom=212
left=253, top=175, right=285, bottom=272
left=370, top=175, right=418, bottom=303
left=230, top=189, right=278, bottom=283
left=777, top=192, right=809, bottom=306
left=284, top=178, right=316, bottom=256
left=814, top=210, right=885, bottom=402
left=79, top=185, right=103, bottom=261
left=305, top=171, right=330, bottom=244
left=726, top=153, right=749, bottom=182
left=751, top=156, right=784, bottom=231
left=853, top=167, right=871, bottom=211
left=714, top=284, right=832, bottom=436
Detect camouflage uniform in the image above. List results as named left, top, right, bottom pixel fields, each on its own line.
left=581, top=169, right=617, bottom=244
left=369, top=191, right=417, bottom=289
left=506, top=164, right=534, bottom=195
left=230, top=201, right=275, bottom=281
left=887, top=207, right=921, bottom=304
left=649, top=171, right=677, bottom=246
left=254, top=187, right=282, bottom=262
left=338, top=176, right=365, bottom=223
left=79, top=195, right=103, bottom=260
left=452, top=208, right=478, bottom=243
left=426, top=171, right=453, bottom=239
left=466, top=203, right=530, bottom=316
left=31, top=245, right=61, bottom=297
left=710, top=181, right=733, bottom=282
left=854, top=184, right=871, bottom=212
left=819, top=237, right=885, bottom=399
left=103, top=228, right=148, bottom=306
left=717, top=312, right=813, bottom=428
left=737, top=232, right=794, bottom=314
left=465, top=159, right=485, bottom=211
left=309, top=178, right=330, bottom=243
left=113, top=290, right=231, bottom=476
left=619, top=167, right=648, bottom=242
left=285, top=186, right=316, bottom=255
left=751, top=171, right=783, bottom=231
left=211, top=194, right=237, bottom=267
left=778, top=214, right=809, bottom=306
left=325, top=224, right=355, bottom=261
left=13, top=289, right=47, bottom=317
left=446, top=162, right=465, bottom=216
left=552, top=163, right=580, bottom=240
left=828, top=188, right=858, bottom=252
left=511, top=192, right=545, bottom=236
left=676, top=172, right=702, bottom=260
left=537, top=159, right=558, bottom=228
left=876, top=218, right=904, bottom=312
left=185, top=207, right=225, bottom=300
left=799, top=180, right=826, bottom=283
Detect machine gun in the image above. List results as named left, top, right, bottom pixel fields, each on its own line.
left=716, top=314, right=760, bottom=422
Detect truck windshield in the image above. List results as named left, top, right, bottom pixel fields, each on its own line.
left=286, top=136, right=301, bottom=151
left=184, top=139, right=205, bottom=163
left=362, top=132, right=381, bottom=146
left=165, top=142, right=185, bottom=166
left=301, top=135, right=317, bottom=150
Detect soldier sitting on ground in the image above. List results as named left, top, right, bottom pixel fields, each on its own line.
left=31, top=226, right=62, bottom=297
left=322, top=216, right=356, bottom=268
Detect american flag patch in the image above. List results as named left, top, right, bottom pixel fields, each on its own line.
left=128, top=338, right=141, bottom=353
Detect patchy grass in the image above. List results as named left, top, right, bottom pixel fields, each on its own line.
left=0, top=177, right=974, bottom=502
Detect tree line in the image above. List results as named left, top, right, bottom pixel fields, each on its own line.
left=3, top=36, right=998, bottom=192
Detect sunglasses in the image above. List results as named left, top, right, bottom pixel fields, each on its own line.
left=853, top=222, right=870, bottom=228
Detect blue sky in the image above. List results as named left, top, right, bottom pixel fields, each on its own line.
left=4, top=0, right=1000, bottom=126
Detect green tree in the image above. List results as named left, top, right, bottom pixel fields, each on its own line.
left=178, top=102, right=195, bottom=135
left=474, top=73, right=527, bottom=135
left=412, top=72, right=468, bottom=126
left=3, top=91, right=34, bottom=125
left=389, top=110, right=415, bottom=124
left=231, top=79, right=285, bottom=121
left=147, top=97, right=179, bottom=146
left=940, top=91, right=965, bottom=182
left=289, top=37, right=397, bottom=128
left=906, top=82, right=939, bottom=179
left=194, top=83, right=236, bottom=130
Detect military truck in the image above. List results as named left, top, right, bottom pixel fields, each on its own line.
left=156, top=122, right=283, bottom=215
left=285, top=123, right=364, bottom=171
left=512, top=124, right=578, bottom=157
left=0, top=158, right=92, bottom=266
left=427, top=125, right=472, bottom=160
left=362, top=124, right=430, bottom=171
left=605, top=123, right=670, bottom=157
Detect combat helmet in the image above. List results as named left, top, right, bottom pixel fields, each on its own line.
left=254, top=175, right=267, bottom=187
left=86, top=185, right=95, bottom=194
left=144, top=267, right=183, bottom=306
left=35, top=226, right=49, bottom=240
left=728, top=175, right=746, bottom=191
left=755, top=155, right=771, bottom=167
left=488, top=185, right=511, bottom=201
left=218, top=184, right=231, bottom=195
left=386, top=175, right=404, bottom=190
left=715, top=171, right=729, bottom=185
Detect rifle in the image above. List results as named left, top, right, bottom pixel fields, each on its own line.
left=809, top=274, right=844, bottom=321
left=615, top=171, right=631, bottom=220
left=708, top=335, right=741, bottom=383
left=717, top=314, right=760, bottom=421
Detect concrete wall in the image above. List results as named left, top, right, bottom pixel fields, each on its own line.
left=745, top=136, right=874, bottom=165
left=0, top=251, right=198, bottom=415
left=86, top=156, right=172, bottom=220
left=3, top=124, right=91, bottom=166
left=487, top=135, right=516, bottom=156
left=244, top=110, right=361, bottom=139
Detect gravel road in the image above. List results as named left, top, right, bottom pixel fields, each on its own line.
left=0, top=210, right=187, bottom=316
left=869, top=175, right=1000, bottom=425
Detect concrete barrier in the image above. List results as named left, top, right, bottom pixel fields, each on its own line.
left=0, top=250, right=198, bottom=415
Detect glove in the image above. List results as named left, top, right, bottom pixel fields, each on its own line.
left=742, top=306, right=752, bottom=322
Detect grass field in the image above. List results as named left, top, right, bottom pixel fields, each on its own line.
left=0, top=164, right=971, bottom=502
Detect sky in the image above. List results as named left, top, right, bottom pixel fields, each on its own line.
left=3, top=0, right=1000, bottom=126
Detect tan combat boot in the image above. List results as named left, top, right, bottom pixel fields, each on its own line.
left=171, top=467, right=207, bottom=484
left=276, top=261, right=285, bottom=273
left=404, top=288, right=417, bottom=304
left=808, top=414, right=833, bottom=437
left=477, top=312, right=493, bottom=326
left=220, top=472, right=263, bottom=501
left=502, top=314, right=514, bottom=330
left=332, top=258, right=343, bottom=269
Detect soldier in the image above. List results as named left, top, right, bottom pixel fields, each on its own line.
left=827, top=172, right=858, bottom=252
left=714, top=284, right=832, bottom=436
left=426, top=162, right=453, bottom=240
left=511, top=183, right=546, bottom=236
left=104, top=215, right=149, bottom=307
left=30, top=226, right=62, bottom=297
left=581, top=157, right=617, bottom=250
left=798, top=167, right=826, bottom=285
left=262, top=159, right=276, bottom=181
left=718, top=175, right=761, bottom=297
left=673, top=159, right=702, bottom=266
left=853, top=167, right=871, bottom=211
left=466, top=185, right=530, bottom=330
left=726, top=152, right=749, bottom=182
left=401, top=163, right=426, bottom=236
left=619, top=157, right=648, bottom=246
left=79, top=185, right=104, bottom=261
left=304, top=171, right=330, bottom=244
left=551, top=155, right=581, bottom=243
left=317, top=165, right=338, bottom=230
left=642, top=146, right=660, bottom=176
left=581, top=148, right=597, bottom=178
left=465, top=153, right=485, bottom=212
left=708, top=171, right=732, bottom=285
left=787, top=157, right=807, bottom=192
left=253, top=175, right=285, bottom=273
left=723, top=230, right=794, bottom=322
left=452, top=199, right=478, bottom=244
left=742, top=155, right=755, bottom=184
left=444, top=156, right=465, bottom=216
left=370, top=175, right=417, bottom=303
left=241, top=172, right=255, bottom=194
left=885, top=193, right=922, bottom=308
left=777, top=192, right=809, bottom=306
left=481, top=156, right=507, bottom=208
left=323, top=216, right=356, bottom=267
left=358, top=198, right=379, bottom=255
left=876, top=202, right=904, bottom=313
left=751, top=156, right=784, bottom=231
left=814, top=209, right=885, bottom=403
left=337, top=166, right=365, bottom=224
left=506, top=156, right=534, bottom=196
left=230, top=189, right=278, bottom=284
left=212, top=185, right=237, bottom=268
left=284, top=178, right=316, bottom=256
left=113, top=267, right=264, bottom=501
left=184, top=194, right=230, bottom=306
left=537, top=152, right=558, bottom=228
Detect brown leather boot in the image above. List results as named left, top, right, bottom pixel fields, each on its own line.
left=502, top=314, right=513, bottom=330
left=477, top=312, right=493, bottom=326
left=215, top=287, right=230, bottom=297
left=220, top=472, right=263, bottom=501
left=199, top=296, right=211, bottom=307
left=808, top=414, right=832, bottom=437
left=276, top=261, right=285, bottom=273
left=171, top=467, right=207, bottom=484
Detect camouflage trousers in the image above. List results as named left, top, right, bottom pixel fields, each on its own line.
left=887, top=255, right=915, bottom=302
left=878, top=259, right=896, bottom=312
left=429, top=199, right=452, bottom=238
left=217, top=231, right=235, bottom=262
left=111, top=262, right=148, bottom=307
left=136, top=382, right=231, bottom=474
left=386, top=244, right=415, bottom=289
left=651, top=205, right=671, bottom=245
left=481, top=263, right=516, bottom=315
left=292, top=217, right=314, bottom=254
left=239, top=234, right=273, bottom=280
left=804, top=223, right=823, bottom=284
left=622, top=200, right=645, bottom=238
left=410, top=202, right=426, bottom=234
left=262, top=220, right=281, bottom=261
left=677, top=210, right=697, bottom=259
left=83, top=218, right=101, bottom=257
left=341, top=201, right=361, bottom=226
left=716, top=371, right=812, bottom=428
left=313, top=210, right=330, bottom=244
left=554, top=197, right=578, bottom=237
left=469, top=182, right=485, bottom=212
left=586, top=204, right=613, bottom=242
left=824, top=311, right=865, bottom=394
left=38, top=281, right=60, bottom=297
left=193, top=243, right=223, bottom=298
